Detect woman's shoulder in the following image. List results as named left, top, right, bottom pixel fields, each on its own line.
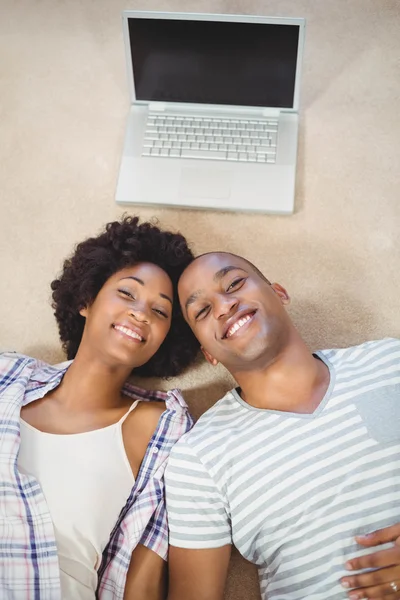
left=133, top=399, right=166, bottom=423
left=0, top=351, right=40, bottom=375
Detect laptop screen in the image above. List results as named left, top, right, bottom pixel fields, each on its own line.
left=127, top=17, right=300, bottom=109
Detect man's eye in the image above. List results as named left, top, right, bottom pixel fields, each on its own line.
left=195, top=306, right=210, bottom=320
left=119, top=289, right=134, bottom=299
left=227, top=277, right=245, bottom=292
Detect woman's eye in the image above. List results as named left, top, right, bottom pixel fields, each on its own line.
left=153, top=308, right=169, bottom=318
left=119, top=289, right=134, bottom=299
left=195, top=306, right=210, bottom=320
left=227, top=278, right=245, bottom=292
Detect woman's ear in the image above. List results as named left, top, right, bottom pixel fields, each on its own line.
left=201, top=347, right=219, bottom=367
left=79, top=306, right=88, bottom=318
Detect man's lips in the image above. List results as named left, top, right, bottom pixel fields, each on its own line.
left=222, top=310, right=256, bottom=339
left=113, top=324, right=145, bottom=342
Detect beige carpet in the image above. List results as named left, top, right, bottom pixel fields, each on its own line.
left=1, top=1, right=399, bottom=598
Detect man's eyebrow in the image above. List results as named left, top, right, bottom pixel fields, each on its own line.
left=119, top=276, right=173, bottom=305
left=185, top=291, right=202, bottom=316
left=184, top=266, right=247, bottom=316
left=213, top=266, right=247, bottom=282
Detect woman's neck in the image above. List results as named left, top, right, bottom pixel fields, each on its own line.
left=54, top=350, right=133, bottom=411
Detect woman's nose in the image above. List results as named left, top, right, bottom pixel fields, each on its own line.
left=128, top=303, right=150, bottom=323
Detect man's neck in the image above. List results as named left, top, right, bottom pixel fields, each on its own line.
left=233, top=338, right=330, bottom=414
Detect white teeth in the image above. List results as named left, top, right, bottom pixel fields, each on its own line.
left=114, top=325, right=143, bottom=341
left=226, top=314, right=252, bottom=338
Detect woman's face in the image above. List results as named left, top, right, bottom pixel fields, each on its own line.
left=79, top=263, right=173, bottom=370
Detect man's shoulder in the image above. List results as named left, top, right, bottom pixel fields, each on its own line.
left=319, top=337, right=400, bottom=366
left=170, top=389, right=236, bottom=453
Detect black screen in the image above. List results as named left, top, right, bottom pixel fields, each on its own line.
left=128, top=18, right=299, bottom=109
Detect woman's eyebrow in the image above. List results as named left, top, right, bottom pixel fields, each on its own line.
left=118, top=276, right=173, bottom=305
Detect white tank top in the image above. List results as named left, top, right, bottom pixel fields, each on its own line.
left=17, top=400, right=138, bottom=600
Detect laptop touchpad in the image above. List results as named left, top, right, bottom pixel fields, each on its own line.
left=179, top=167, right=231, bottom=199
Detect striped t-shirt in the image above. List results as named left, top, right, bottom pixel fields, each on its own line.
left=165, top=338, right=400, bottom=600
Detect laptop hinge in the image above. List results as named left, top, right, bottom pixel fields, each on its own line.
left=262, top=108, right=281, bottom=118
left=148, top=102, right=166, bottom=112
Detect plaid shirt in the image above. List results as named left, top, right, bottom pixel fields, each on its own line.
left=0, top=352, right=193, bottom=600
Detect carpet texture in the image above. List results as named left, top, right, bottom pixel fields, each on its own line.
left=1, top=1, right=399, bottom=598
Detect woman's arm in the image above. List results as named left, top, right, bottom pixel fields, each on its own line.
left=124, top=543, right=167, bottom=600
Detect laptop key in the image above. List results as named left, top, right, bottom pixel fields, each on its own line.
left=256, top=146, right=275, bottom=154
left=181, top=150, right=227, bottom=160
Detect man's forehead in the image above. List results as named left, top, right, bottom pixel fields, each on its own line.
left=184, top=252, right=247, bottom=278
left=178, top=252, right=249, bottom=301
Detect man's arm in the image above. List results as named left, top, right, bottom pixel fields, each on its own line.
left=124, top=544, right=167, bottom=600
left=165, top=437, right=233, bottom=600
left=168, top=545, right=231, bottom=600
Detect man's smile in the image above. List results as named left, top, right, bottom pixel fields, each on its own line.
left=222, top=311, right=256, bottom=339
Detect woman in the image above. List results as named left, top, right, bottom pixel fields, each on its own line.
left=0, top=216, right=199, bottom=600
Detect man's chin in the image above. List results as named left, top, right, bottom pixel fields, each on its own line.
left=226, top=341, right=277, bottom=372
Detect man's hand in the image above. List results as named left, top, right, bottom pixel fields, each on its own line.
left=340, top=524, right=400, bottom=599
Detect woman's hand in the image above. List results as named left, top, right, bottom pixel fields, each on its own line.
left=341, top=524, right=400, bottom=599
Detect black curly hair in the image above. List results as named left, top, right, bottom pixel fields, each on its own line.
left=51, top=216, right=199, bottom=378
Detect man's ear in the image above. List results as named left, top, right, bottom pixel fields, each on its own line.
left=271, top=283, right=290, bottom=305
left=79, top=306, right=88, bottom=318
left=201, top=347, right=219, bottom=366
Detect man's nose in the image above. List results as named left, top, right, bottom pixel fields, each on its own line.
left=214, top=295, right=239, bottom=319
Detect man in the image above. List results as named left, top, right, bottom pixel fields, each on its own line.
left=165, top=251, right=400, bottom=600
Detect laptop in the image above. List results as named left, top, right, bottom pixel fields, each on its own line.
left=116, top=11, right=305, bottom=214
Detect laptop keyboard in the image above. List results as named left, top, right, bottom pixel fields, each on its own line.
left=142, top=114, right=278, bottom=163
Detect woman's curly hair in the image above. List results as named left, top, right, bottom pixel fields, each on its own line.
left=51, top=216, right=199, bottom=378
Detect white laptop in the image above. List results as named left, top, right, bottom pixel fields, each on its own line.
left=116, top=11, right=305, bottom=214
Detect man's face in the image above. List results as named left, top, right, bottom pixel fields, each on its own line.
left=178, top=253, right=291, bottom=373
